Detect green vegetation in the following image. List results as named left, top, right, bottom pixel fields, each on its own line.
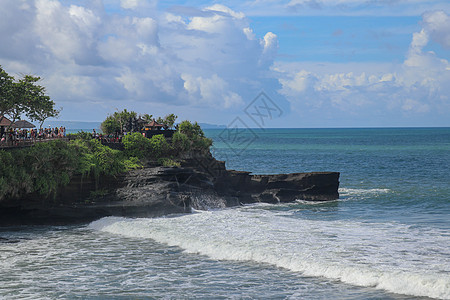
left=122, top=132, right=152, bottom=159
left=0, top=65, right=214, bottom=203
left=100, top=109, right=138, bottom=134
left=0, top=105, right=212, bottom=202
left=0, top=139, right=141, bottom=202
left=157, top=157, right=181, bottom=167
left=174, top=120, right=213, bottom=151
left=100, top=109, right=178, bottom=134
left=100, top=109, right=212, bottom=156
left=0, top=65, right=59, bottom=129
left=157, top=113, right=177, bottom=130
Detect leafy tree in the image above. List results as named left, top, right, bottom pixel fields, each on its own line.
left=0, top=66, right=14, bottom=125
left=175, top=120, right=212, bottom=152
left=178, top=120, right=205, bottom=138
left=0, top=66, right=59, bottom=131
left=102, top=109, right=140, bottom=134
left=119, top=109, right=138, bottom=132
left=22, top=75, right=60, bottom=128
left=101, top=115, right=121, bottom=134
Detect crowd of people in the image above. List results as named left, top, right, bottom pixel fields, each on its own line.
left=0, top=126, right=66, bottom=145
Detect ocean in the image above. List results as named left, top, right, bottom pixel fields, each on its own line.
left=1, top=128, right=449, bottom=299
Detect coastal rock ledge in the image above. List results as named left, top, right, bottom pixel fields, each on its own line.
left=0, top=153, right=339, bottom=226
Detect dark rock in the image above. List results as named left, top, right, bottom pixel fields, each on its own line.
left=0, top=152, right=339, bottom=226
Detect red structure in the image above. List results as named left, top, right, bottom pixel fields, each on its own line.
left=141, top=120, right=174, bottom=138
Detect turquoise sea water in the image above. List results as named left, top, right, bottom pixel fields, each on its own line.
left=207, top=128, right=450, bottom=230
left=1, top=128, right=449, bottom=299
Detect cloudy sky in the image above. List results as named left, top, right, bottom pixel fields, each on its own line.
left=1, top=0, right=449, bottom=127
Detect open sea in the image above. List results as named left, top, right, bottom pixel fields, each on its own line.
left=1, top=128, right=449, bottom=299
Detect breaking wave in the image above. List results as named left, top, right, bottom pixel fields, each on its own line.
left=90, top=208, right=450, bottom=299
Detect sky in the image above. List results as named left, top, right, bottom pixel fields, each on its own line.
left=0, top=0, right=449, bottom=127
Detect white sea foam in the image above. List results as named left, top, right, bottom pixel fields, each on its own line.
left=90, top=209, right=450, bottom=299
left=339, top=188, right=391, bottom=196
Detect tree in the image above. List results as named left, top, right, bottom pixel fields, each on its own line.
left=0, top=66, right=59, bottom=131
left=163, top=113, right=177, bottom=130
left=176, top=120, right=212, bottom=152
left=22, top=75, right=60, bottom=128
left=178, top=120, right=205, bottom=138
left=112, top=109, right=138, bottom=133
left=142, top=113, right=153, bottom=122
left=100, top=109, right=141, bottom=134
left=101, top=115, right=121, bottom=134
left=156, top=116, right=164, bottom=125
left=0, top=66, right=14, bottom=125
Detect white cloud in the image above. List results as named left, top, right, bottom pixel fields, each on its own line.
left=120, top=0, right=155, bottom=10
left=422, top=10, right=450, bottom=49
left=35, top=0, right=102, bottom=64
left=1, top=1, right=448, bottom=125
left=0, top=1, right=279, bottom=120
left=181, top=73, right=244, bottom=108
left=278, top=11, right=450, bottom=119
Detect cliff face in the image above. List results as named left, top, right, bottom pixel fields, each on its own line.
left=0, top=152, right=339, bottom=226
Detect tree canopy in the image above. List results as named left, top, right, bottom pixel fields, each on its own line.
left=101, top=110, right=178, bottom=134
left=0, top=66, right=59, bottom=129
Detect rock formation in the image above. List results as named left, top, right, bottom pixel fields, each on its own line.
left=0, top=152, right=339, bottom=226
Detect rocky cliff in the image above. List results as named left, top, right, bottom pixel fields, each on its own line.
left=0, top=152, right=339, bottom=225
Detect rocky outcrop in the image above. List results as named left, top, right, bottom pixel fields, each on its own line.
left=182, top=152, right=340, bottom=204
left=0, top=152, right=339, bottom=226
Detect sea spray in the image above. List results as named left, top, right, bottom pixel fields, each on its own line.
left=189, top=191, right=227, bottom=210
left=90, top=206, right=450, bottom=300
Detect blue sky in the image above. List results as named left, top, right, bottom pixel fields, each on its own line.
left=251, top=16, right=421, bottom=63
left=0, top=0, right=449, bottom=127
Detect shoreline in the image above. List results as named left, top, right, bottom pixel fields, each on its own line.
left=0, top=151, right=339, bottom=226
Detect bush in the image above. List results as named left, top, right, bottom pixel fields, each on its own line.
left=71, top=138, right=141, bottom=179
left=0, top=140, right=80, bottom=200
left=149, top=134, right=170, bottom=159
left=157, top=157, right=181, bottom=167
left=67, top=130, right=93, bottom=140
left=178, top=120, right=204, bottom=138
left=172, top=131, right=190, bottom=152
left=122, top=132, right=151, bottom=159
left=174, top=120, right=212, bottom=153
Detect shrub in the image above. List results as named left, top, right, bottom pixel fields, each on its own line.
left=178, top=120, right=204, bottom=138
left=149, top=134, right=170, bottom=159
left=122, top=132, right=151, bottom=159
left=172, top=131, right=191, bottom=152
left=157, top=157, right=181, bottom=167
left=0, top=140, right=80, bottom=200
left=174, top=120, right=212, bottom=153
left=67, top=130, right=93, bottom=140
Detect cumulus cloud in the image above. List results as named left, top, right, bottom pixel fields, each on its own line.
left=0, top=1, right=279, bottom=121
left=1, top=1, right=448, bottom=125
left=422, top=10, right=450, bottom=49
left=277, top=10, right=450, bottom=122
